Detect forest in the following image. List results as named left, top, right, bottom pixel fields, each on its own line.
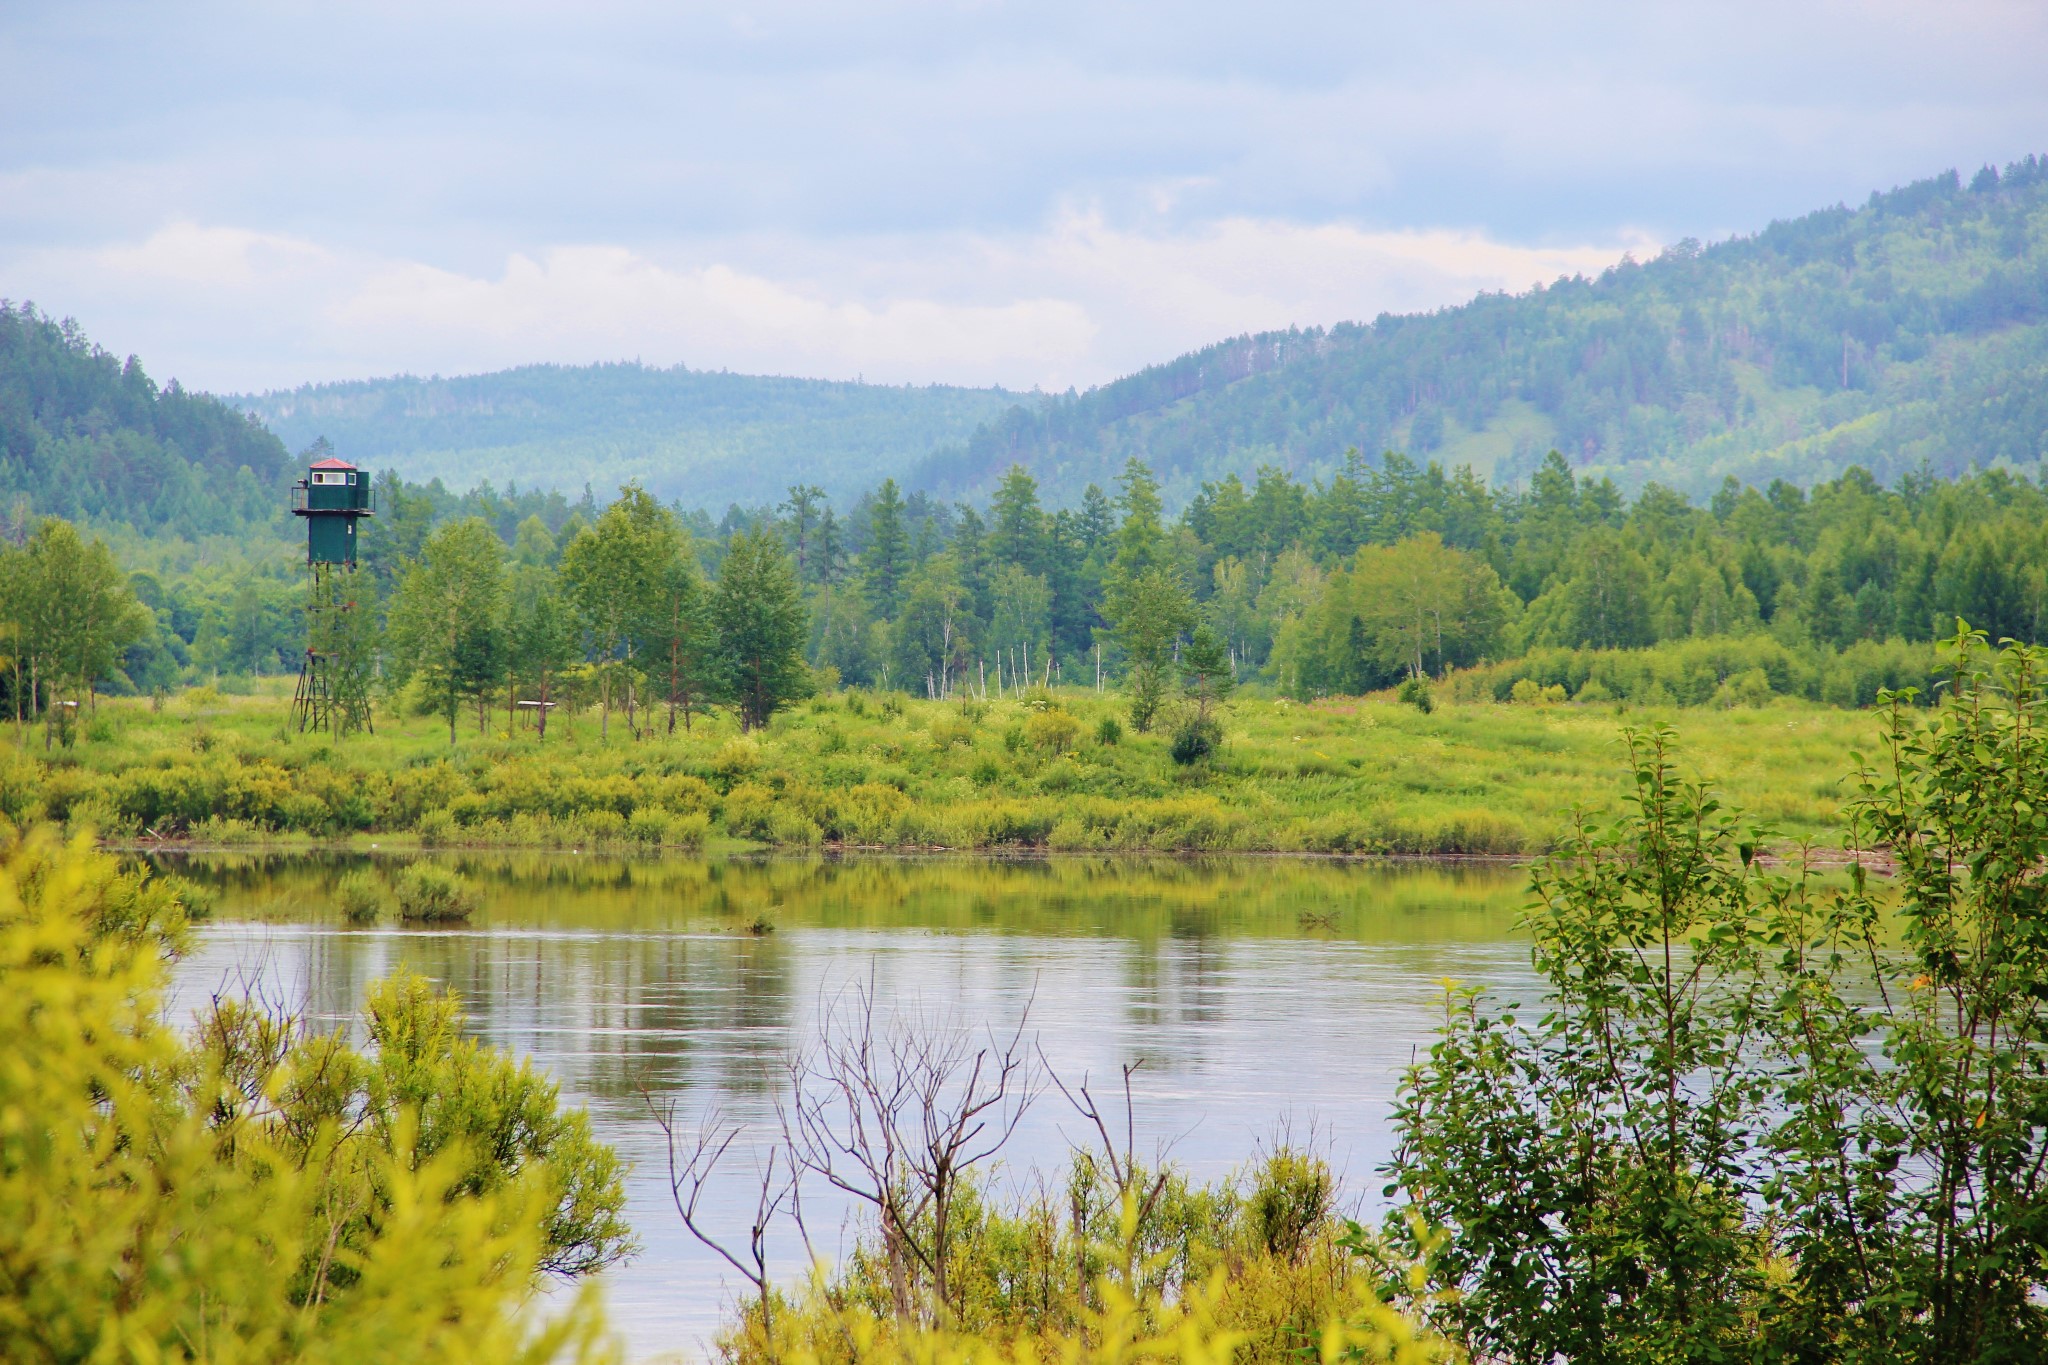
left=9, top=440, right=2040, bottom=723
left=918, top=155, right=2048, bottom=505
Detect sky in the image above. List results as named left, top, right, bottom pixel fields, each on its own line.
left=3, top=1, right=2045, bottom=396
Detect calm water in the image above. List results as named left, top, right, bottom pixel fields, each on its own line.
left=161, top=853, right=1537, bottom=1362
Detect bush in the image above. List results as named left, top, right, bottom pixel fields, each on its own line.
left=1396, top=675, right=1435, bottom=713
left=929, top=714, right=977, bottom=749
left=1024, top=708, right=1082, bottom=754
left=1094, top=714, right=1123, bottom=746
left=336, top=869, right=386, bottom=924
left=1711, top=666, right=1773, bottom=709
left=0, top=830, right=621, bottom=1362
left=667, top=810, right=711, bottom=850
left=1169, top=716, right=1223, bottom=767
left=766, top=808, right=823, bottom=847
left=1509, top=678, right=1542, bottom=704
left=155, top=873, right=217, bottom=921
left=626, top=806, right=674, bottom=845
left=712, top=739, right=760, bottom=783
left=394, top=863, right=479, bottom=923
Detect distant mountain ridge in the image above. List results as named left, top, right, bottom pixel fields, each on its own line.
left=915, top=156, right=2048, bottom=508
left=234, top=362, right=1016, bottom=509
left=13, top=156, right=2046, bottom=527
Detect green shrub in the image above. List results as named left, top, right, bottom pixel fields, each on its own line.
left=394, top=863, right=479, bottom=923
left=1396, top=676, right=1435, bottom=713
left=712, top=739, right=761, bottom=782
left=1025, top=708, right=1081, bottom=754
left=766, top=808, right=823, bottom=847
left=627, top=806, right=672, bottom=845
left=1094, top=714, right=1123, bottom=746
left=1170, top=716, right=1223, bottom=766
left=336, top=869, right=386, bottom=924
left=156, top=873, right=217, bottom=921
left=1712, top=667, right=1773, bottom=709
left=1509, top=678, right=1542, bottom=704
left=666, top=810, right=711, bottom=851
left=722, top=782, right=777, bottom=840
left=929, top=714, right=977, bottom=748
left=1249, top=1148, right=1336, bottom=1262
left=577, top=810, right=622, bottom=843
left=0, top=832, right=622, bottom=1363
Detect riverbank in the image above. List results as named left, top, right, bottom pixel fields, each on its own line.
left=6, top=682, right=1873, bottom=857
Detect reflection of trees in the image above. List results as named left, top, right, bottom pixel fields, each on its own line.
left=171, top=852, right=1528, bottom=1171
left=1120, top=936, right=1229, bottom=1038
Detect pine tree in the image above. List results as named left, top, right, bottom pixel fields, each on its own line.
left=862, top=479, right=912, bottom=617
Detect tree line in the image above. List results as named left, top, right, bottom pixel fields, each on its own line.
left=15, top=442, right=2048, bottom=740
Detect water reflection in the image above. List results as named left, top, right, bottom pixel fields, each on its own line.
left=162, top=853, right=1537, bottom=1362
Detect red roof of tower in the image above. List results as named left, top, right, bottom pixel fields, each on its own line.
left=308, top=457, right=357, bottom=470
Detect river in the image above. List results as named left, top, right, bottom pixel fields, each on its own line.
left=162, top=852, right=1536, bottom=1362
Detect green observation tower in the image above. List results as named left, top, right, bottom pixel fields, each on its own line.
left=289, top=456, right=376, bottom=737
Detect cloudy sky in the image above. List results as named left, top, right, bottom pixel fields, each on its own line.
left=3, top=1, right=2044, bottom=395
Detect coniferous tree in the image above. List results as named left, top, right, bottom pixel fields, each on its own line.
left=862, top=479, right=912, bottom=617
left=1179, top=621, right=1235, bottom=722
left=987, top=465, right=1050, bottom=578
left=781, top=484, right=825, bottom=584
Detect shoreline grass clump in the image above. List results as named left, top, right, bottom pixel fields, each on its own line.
left=335, top=868, right=387, bottom=924
left=394, top=862, right=479, bottom=922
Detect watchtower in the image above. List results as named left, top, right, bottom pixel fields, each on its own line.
left=289, top=456, right=375, bottom=736
left=291, top=457, right=374, bottom=565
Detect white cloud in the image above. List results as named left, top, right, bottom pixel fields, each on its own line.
left=6, top=215, right=1649, bottom=393
left=3, top=1, right=2041, bottom=393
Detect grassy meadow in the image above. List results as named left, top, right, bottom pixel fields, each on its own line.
left=6, top=681, right=1879, bottom=858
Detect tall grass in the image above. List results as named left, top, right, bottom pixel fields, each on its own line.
left=14, top=679, right=1876, bottom=857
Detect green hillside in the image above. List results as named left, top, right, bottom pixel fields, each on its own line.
left=233, top=363, right=1016, bottom=510
left=0, top=303, right=289, bottom=535
left=916, top=156, right=2048, bottom=507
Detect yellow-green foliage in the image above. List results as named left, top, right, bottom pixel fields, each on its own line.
left=395, top=861, right=479, bottom=921
left=14, top=678, right=1878, bottom=855
left=0, top=829, right=617, bottom=1363
left=337, top=866, right=386, bottom=923
left=718, top=1150, right=1448, bottom=1365
left=729, top=1275, right=1446, bottom=1365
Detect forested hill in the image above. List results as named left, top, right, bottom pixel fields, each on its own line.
left=915, top=156, right=2048, bottom=508
left=234, top=364, right=1016, bottom=510
left=0, top=302, right=288, bottom=534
